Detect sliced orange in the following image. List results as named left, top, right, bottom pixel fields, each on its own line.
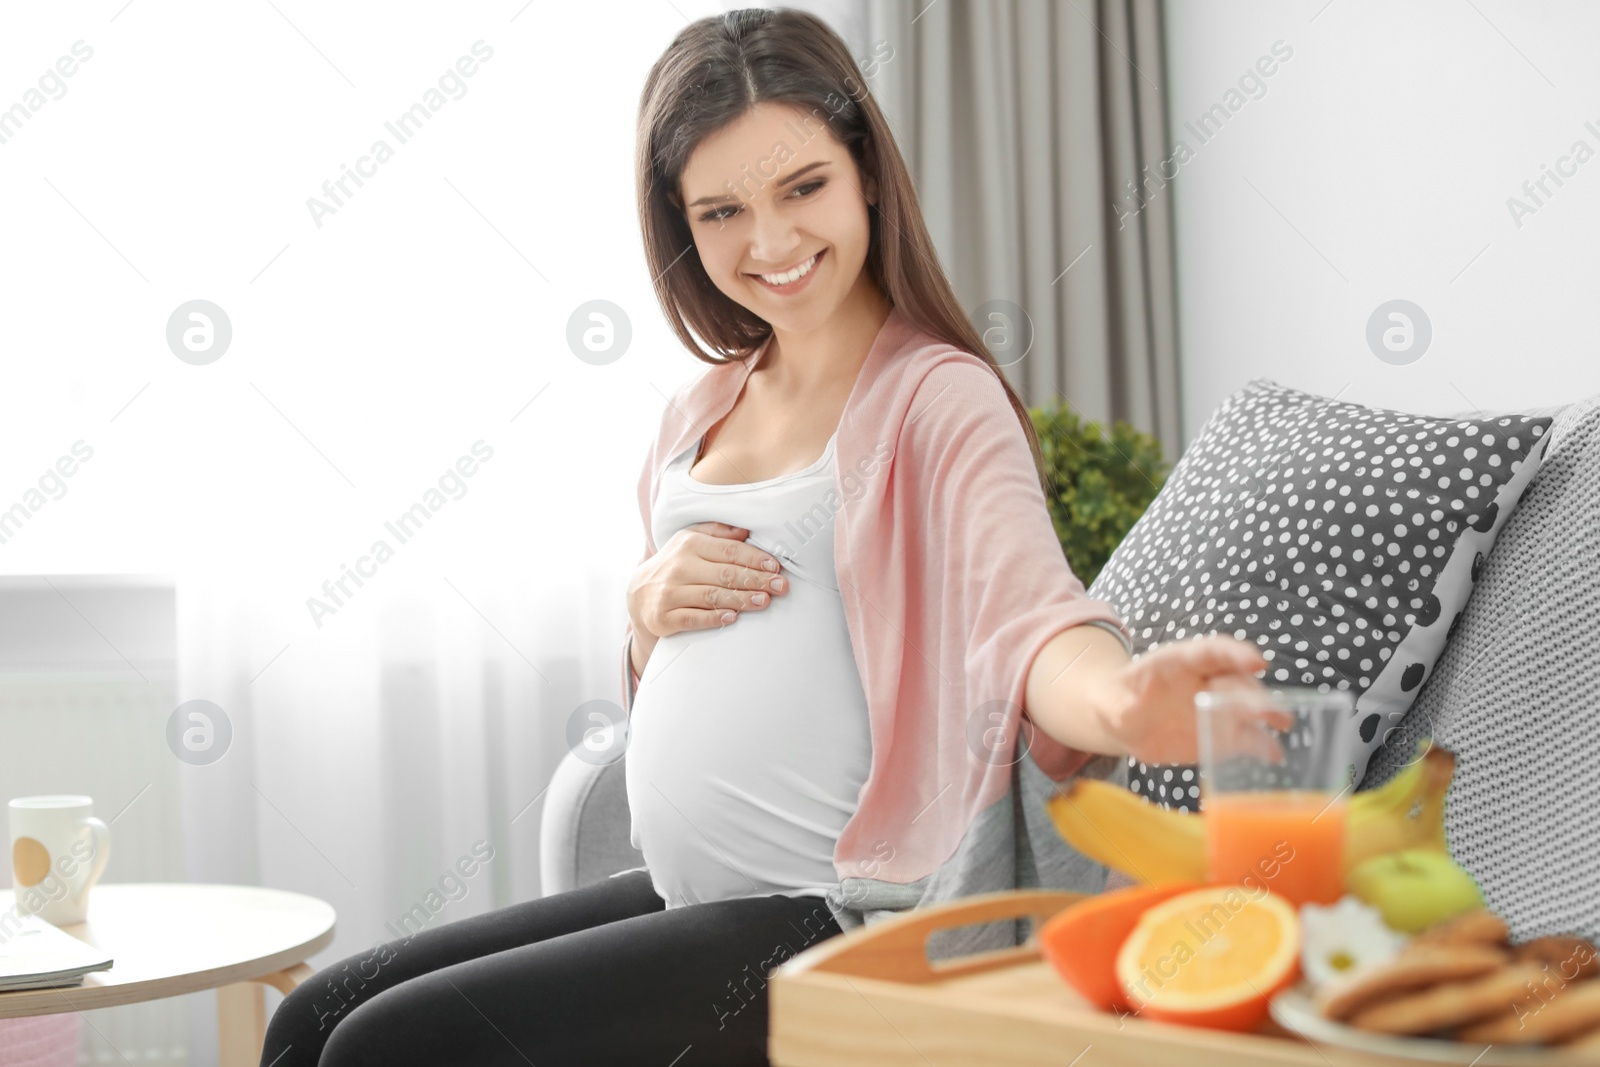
left=1114, top=885, right=1302, bottom=1032
left=1039, top=883, right=1206, bottom=1011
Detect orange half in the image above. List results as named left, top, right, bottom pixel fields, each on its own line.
left=1114, top=885, right=1302, bottom=1032
left=1039, top=883, right=1205, bottom=1011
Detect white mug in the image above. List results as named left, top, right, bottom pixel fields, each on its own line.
left=8, top=795, right=111, bottom=926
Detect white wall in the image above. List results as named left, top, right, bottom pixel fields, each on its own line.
left=1163, top=0, right=1600, bottom=444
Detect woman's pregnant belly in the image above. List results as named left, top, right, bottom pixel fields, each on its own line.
left=625, top=563, right=872, bottom=908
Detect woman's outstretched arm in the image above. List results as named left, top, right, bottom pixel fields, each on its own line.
left=1023, top=624, right=1267, bottom=765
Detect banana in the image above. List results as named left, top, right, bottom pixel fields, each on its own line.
left=1347, top=744, right=1453, bottom=866
left=1045, top=741, right=1455, bottom=886
left=1046, top=776, right=1209, bottom=884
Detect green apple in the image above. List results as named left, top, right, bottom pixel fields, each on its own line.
left=1345, top=849, right=1484, bottom=935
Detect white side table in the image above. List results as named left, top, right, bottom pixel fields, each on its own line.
left=0, top=883, right=336, bottom=1067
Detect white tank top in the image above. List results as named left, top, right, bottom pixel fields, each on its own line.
left=624, top=429, right=873, bottom=908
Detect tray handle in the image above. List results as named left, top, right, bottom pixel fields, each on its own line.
left=795, top=889, right=1088, bottom=984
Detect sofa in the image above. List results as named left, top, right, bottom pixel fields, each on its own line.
left=543, top=388, right=1599, bottom=946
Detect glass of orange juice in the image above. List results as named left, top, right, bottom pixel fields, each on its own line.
left=1195, top=686, right=1358, bottom=907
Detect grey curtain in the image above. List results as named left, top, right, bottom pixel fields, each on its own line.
left=864, top=0, right=1182, bottom=455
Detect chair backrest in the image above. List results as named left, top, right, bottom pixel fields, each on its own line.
left=538, top=750, right=645, bottom=897
left=1363, top=393, right=1600, bottom=941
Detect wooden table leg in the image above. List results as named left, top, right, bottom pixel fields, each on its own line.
left=218, top=983, right=266, bottom=1067
left=218, top=963, right=315, bottom=1067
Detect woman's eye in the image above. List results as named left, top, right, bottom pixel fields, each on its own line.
left=696, top=181, right=825, bottom=224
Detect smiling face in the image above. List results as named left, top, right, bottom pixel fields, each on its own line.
left=679, top=101, right=878, bottom=337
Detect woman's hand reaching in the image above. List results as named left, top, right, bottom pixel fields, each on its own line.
left=1090, top=635, right=1271, bottom=765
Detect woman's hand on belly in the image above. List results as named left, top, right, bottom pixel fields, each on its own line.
left=629, top=521, right=789, bottom=644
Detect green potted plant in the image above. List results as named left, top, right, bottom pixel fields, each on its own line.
left=1030, top=404, right=1169, bottom=588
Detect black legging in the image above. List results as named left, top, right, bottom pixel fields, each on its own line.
left=259, top=869, right=843, bottom=1066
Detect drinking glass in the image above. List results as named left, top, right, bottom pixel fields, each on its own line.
left=1195, top=686, right=1358, bottom=906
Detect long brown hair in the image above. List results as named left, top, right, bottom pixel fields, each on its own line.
left=635, top=6, right=1052, bottom=496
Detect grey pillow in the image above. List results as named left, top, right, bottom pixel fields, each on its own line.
left=1087, top=379, right=1553, bottom=810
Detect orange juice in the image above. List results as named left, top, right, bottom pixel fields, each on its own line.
left=1203, top=790, right=1345, bottom=906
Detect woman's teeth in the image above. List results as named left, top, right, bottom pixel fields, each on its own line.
left=756, top=253, right=818, bottom=285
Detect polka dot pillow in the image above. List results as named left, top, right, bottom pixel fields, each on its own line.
left=1086, top=379, right=1554, bottom=811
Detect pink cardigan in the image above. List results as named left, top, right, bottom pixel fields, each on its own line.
left=621, top=306, right=1132, bottom=945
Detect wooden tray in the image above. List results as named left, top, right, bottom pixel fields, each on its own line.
left=768, top=889, right=1592, bottom=1067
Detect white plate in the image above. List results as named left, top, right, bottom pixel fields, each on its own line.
left=1270, top=985, right=1589, bottom=1066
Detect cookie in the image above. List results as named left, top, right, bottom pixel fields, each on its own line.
left=1409, top=908, right=1510, bottom=951
left=1561, top=1023, right=1600, bottom=1050
left=1347, top=962, right=1545, bottom=1036
left=1317, top=945, right=1511, bottom=1022
left=1459, top=977, right=1600, bottom=1045
left=1513, top=936, right=1600, bottom=983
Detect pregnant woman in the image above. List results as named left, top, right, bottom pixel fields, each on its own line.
left=260, top=8, right=1265, bottom=1066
